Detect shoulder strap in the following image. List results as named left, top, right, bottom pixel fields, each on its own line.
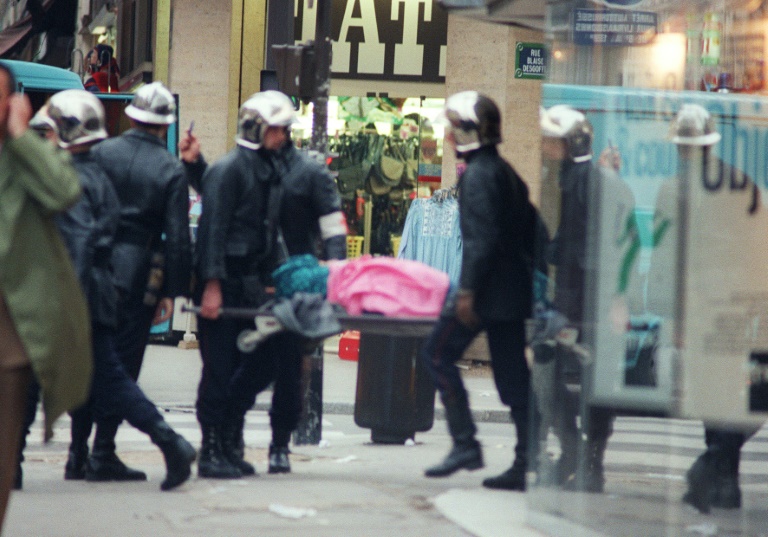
left=259, top=154, right=290, bottom=267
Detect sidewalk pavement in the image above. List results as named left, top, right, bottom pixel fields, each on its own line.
left=6, top=338, right=549, bottom=537
left=137, top=335, right=513, bottom=423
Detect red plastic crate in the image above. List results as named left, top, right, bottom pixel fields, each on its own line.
left=338, top=330, right=360, bottom=361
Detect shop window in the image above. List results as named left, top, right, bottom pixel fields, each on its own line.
left=293, top=96, right=445, bottom=257
left=115, top=0, right=153, bottom=85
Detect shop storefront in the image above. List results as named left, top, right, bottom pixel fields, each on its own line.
left=293, top=96, right=446, bottom=256
left=293, top=0, right=449, bottom=257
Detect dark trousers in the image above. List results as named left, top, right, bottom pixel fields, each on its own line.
left=87, top=324, right=162, bottom=430
left=703, top=426, right=761, bottom=474
left=20, top=324, right=162, bottom=448
left=92, top=292, right=156, bottom=443
left=113, top=291, right=156, bottom=381
left=421, top=316, right=530, bottom=410
left=196, top=316, right=303, bottom=432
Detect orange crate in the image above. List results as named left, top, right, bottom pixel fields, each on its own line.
left=338, top=330, right=360, bottom=361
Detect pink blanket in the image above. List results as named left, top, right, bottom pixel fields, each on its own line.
left=327, top=256, right=450, bottom=317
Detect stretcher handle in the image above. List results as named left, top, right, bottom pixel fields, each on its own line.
left=181, top=304, right=272, bottom=319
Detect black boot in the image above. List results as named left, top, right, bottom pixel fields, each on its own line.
left=147, top=420, right=197, bottom=491
left=86, top=421, right=147, bottom=481
left=64, top=444, right=90, bottom=480
left=64, top=408, right=92, bottom=480
left=268, top=444, right=291, bottom=474
left=222, top=417, right=255, bottom=476
left=483, top=408, right=529, bottom=491
left=198, top=426, right=242, bottom=479
left=425, top=398, right=483, bottom=478
left=707, top=432, right=744, bottom=509
left=580, top=437, right=608, bottom=493
left=709, top=443, right=742, bottom=509
left=482, top=457, right=526, bottom=490
left=683, top=448, right=717, bottom=514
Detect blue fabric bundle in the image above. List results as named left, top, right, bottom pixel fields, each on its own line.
left=272, top=254, right=329, bottom=299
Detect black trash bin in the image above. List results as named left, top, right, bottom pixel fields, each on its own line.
left=354, top=334, right=436, bottom=444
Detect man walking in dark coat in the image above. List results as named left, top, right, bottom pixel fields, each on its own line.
left=422, top=91, right=536, bottom=491
left=20, top=89, right=197, bottom=491
left=87, top=82, right=193, bottom=481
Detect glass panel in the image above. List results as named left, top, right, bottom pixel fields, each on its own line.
left=531, top=1, right=768, bottom=535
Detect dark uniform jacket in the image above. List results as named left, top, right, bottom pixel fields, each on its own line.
left=458, top=145, right=533, bottom=322
left=196, top=143, right=345, bottom=286
left=274, top=143, right=345, bottom=260
left=196, top=146, right=276, bottom=284
left=548, top=160, right=634, bottom=323
left=56, top=151, right=121, bottom=327
left=92, top=128, right=191, bottom=298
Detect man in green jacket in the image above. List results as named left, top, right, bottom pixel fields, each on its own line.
left=0, top=61, right=92, bottom=533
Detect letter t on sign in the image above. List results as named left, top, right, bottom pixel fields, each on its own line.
left=392, top=0, right=431, bottom=76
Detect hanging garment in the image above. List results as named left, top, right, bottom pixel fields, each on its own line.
left=398, top=197, right=462, bottom=284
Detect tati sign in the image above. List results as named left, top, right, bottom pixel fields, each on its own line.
left=295, top=0, right=448, bottom=82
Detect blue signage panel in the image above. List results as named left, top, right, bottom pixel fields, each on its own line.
left=573, top=9, right=657, bottom=46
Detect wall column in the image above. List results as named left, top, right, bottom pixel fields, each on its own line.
left=443, top=16, right=544, bottom=204
left=228, top=0, right=268, bottom=148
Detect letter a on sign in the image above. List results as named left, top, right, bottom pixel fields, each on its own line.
left=334, top=0, right=385, bottom=75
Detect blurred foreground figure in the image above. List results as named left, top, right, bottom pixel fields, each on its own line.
left=0, top=61, right=92, bottom=533
left=666, top=104, right=764, bottom=514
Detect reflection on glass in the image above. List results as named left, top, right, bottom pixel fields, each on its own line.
left=531, top=2, right=768, bottom=535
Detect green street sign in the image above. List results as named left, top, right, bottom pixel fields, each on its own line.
left=515, top=42, right=547, bottom=80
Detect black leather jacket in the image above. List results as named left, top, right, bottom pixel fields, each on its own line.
left=92, top=128, right=191, bottom=298
left=56, top=151, right=121, bottom=327
left=548, top=160, right=634, bottom=323
left=195, top=143, right=345, bottom=284
left=458, top=145, right=532, bottom=322
left=195, top=146, right=275, bottom=283
left=274, top=144, right=346, bottom=260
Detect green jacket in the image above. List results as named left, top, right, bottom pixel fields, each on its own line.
left=0, top=131, right=92, bottom=440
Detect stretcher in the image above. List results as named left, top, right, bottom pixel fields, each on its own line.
left=182, top=304, right=438, bottom=352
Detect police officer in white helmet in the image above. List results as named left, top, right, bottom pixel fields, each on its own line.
left=16, top=90, right=197, bottom=491
left=194, top=90, right=346, bottom=479
left=665, top=104, right=762, bottom=514
left=421, top=91, right=536, bottom=491
left=539, top=104, right=636, bottom=493
left=85, top=81, right=197, bottom=482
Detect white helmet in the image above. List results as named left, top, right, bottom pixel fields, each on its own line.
left=669, top=104, right=721, bottom=146
left=125, top=81, right=176, bottom=125
left=437, top=91, right=501, bottom=153
left=540, top=105, right=593, bottom=163
left=29, top=105, right=56, bottom=136
left=236, top=90, right=297, bottom=150
left=47, top=89, right=108, bottom=148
